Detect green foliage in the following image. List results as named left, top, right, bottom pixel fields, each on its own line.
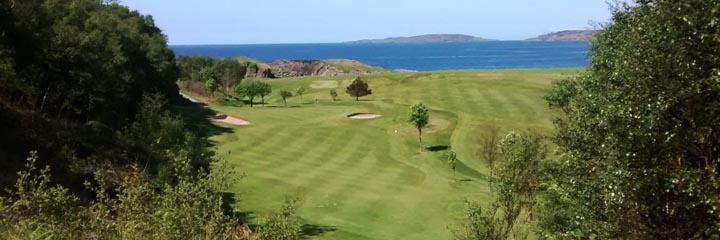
left=295, top=86, right=306, bottom=100
left=454, top=132, right=546, bottom=240
left=541, top=1, right=720, bottom=239
left=478, top=123, right=501, bottom=176
left=280, top=90, right=293, bottom=106
left=258, top=81, right=272, bottom=106
left=407, top=103, right=430, bottom=148
left=0, top=151, right=247, bottom=240
left=235, top=80, right=271, bottom=107
left=345, top=77, right=372, bottom=101
left=0, top=0, right=179, bottom=128
left=329, top=89, right=338, bottom=101
left=0, top=151, right=84, bottom=239
left=496, top=132, right=545, bottom=224
left=452, top=202, right=506, bottom=240
left=447, top=149, right=457, bottom=180
left=206, top=78, right=219, bottom=96
left=257, top=197, right=303, bottom=240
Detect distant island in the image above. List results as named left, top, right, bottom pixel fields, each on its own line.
left=526, top=30, right=599, bottom=41
left=347, top=34, right=494, bottom=43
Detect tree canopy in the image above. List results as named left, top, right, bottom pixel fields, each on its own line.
left=407, top=103, right=430, bottom=148
left=346, top=77, right=372, bottom=101
left=0, top=0, right=180, bottom=128
left=541, top=1, right=720, bottom=238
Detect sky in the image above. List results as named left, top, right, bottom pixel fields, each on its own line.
left=122, top=0, right=614, bottom=45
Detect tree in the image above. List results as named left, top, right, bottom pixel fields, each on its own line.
left=447, top=149, right=457, bottom=181
left=479, top=123, right=501, bottom=176
left=280, top=90, right=292, bottom=107
left=258, top=81, right=272, bottom=106
left=346, top=77, right=372, bottom=101
left=205, top=78, right=218, bottom=96
left=295, top=86, right=305, bottom=101
left=235, top=80, right=263, bottom=107
left=329, top=89, right=338, bottom=101
left=497, top=132, right=545, bottom=223
left=540, top=1, right=720, bottom=238
left=407, top=103, right=429, bottom=150
left=453, top=132, right=547, bottom=240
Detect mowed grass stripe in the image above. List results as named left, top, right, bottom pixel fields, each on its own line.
left=240, top=126, right=334, bottom=178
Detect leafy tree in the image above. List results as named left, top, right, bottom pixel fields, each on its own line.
left=258, top=81, right=272, bottom=106
left=497, top=132, right=545, bottom=223
left=447, top=149, right=458, bottom=181
left=407, top=103, right=430, bottom=150
left=235, top=80, right=264, bottom=107
left=205, top=77, right=218, bottom=96
left=295, top=86, right=306, bottom=101
left=540, top=1, right=720, bottom=238
left=280, top=90, right=293, bottom=107
left=453, top=131, right=546, bottom=240
left=329, top=89, right=338, bottom=101
left=214, top=58, right=246, bottom=92
left=479, top=123, right=501, bottom=176
left=345, top=77, right=372, bottom=101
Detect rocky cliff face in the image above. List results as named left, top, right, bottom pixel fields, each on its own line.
left=268, top=59, right=385, bottom=78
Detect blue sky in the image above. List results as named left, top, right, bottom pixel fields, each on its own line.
left=122, top=0, right=613, bottom=45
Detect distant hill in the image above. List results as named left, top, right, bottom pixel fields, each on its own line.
left=347, top=34, right=494, bottom=43
left=527, top=30, right=599, bottom=41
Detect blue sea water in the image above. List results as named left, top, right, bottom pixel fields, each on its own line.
left=171, top=41, right=590, bottom=71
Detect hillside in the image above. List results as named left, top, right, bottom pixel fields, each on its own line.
left=526, top=30, right=599, bottom=41
left=347, top=34, right=494, bottom=43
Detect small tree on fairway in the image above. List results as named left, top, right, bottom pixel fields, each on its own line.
left=205, top=78, right=218, bottom=96
left=447, top=149, right=457, bottom=181
left=407, top=103, right=429, bottom=150
left=235, top=80, right=262, bottom=107
left=346, top=77, right=372, bottom=101
left=258, top=81, right=272, bottom=106
left=295, top=86, right=305, bottom=101
left=329, top=89, right=338, bottom=101
left=280, top=90, right=292, bottom=107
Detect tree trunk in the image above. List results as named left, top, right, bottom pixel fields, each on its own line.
left=261, top=95, right=265, bottom=106
left=356, top=95, right=359, bottom=101
left=249, top=97, right=254, bottom=107
left=418, top=127, right=423, bottom=151
left=283, top=98, right=287, bottom=107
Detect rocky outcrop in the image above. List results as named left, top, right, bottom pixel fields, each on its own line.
left=526, top=30, right=599, bottom=41
left=268, top=59, right=385, bottom=78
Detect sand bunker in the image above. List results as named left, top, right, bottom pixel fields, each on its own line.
left=310, top=80, right=338, bottom=89
left=212, top=114, right=251, bottom=126
left=347, top=113, right=382, bottom=119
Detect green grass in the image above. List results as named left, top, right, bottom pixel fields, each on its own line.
left=204, top=69, right=580, bottom=239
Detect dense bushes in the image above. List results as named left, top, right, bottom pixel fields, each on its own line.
left=0, top=0, right=179, bottom=128
left=540, top=1, right=720, bottom=238
left=0, top=1, right=259, bottom=238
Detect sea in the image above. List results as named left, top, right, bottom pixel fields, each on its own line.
left=171, top=41, right=590, bottom=71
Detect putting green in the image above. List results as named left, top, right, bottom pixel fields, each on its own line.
left=206, top=69, right=579, bottom=239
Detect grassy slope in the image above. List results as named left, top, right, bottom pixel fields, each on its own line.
left=323, top=59, right=389, bottom=73
left=207, top=69, right=580, bottom=239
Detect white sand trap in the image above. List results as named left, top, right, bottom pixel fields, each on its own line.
left=347, top=113, right=382, bottom=119
left=212, top=114, right=251, bottom=126
left=310, top=80, right=338, bottom=89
